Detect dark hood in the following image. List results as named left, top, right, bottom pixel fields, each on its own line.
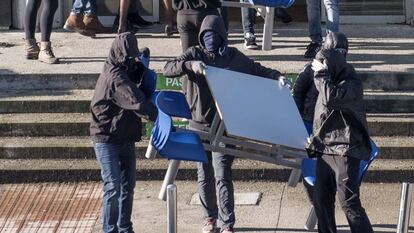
left=315, top=48, right=349, bottom=83
left=198, top=15, right=228, bottom=49
left=323, top=32, right=349, bottom=55
left=105, top=32, right=140, bottom=68
left=104, top=32, right=145, bottom=83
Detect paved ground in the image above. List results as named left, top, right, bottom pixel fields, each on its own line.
left=1, top=22, right=414, bottom=75
left=1, top=181, right=413, bottom=233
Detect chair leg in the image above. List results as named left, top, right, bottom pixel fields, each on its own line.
left=304, top=205, right=317, bottom=230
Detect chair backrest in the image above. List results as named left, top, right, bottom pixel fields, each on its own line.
left=142, top=69, right=157, bottom=98
left=153, top=91, right=192, bottom=119
left=151, top=109, right=172, bottom=150
left=248, top=0, right=294, bottom=8
left=358, top=139, right=379, bottom=184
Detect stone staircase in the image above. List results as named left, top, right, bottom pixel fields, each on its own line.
left=0, top=72, right=413, bottom=183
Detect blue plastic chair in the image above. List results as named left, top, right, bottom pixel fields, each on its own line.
left=302, top=139, right=379, bottom=186
left=142, top=69, right=157, bottom=98
left=151, top=91, right=207, bottom=163
left=301, top=139, right=379, bottom=230
left=248, top=0, right=294, bottom=8
left=152, top=91, right=192, bottom=119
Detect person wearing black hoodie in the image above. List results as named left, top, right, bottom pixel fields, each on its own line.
left=294, top=32, right=374, bottom=233
left=90, top=32, right=157, bottom=233
left=163, top=15, right=287, bottom=233
left=173, top=0, right=222, bottom=52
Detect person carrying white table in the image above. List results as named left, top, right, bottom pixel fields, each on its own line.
left=163, top=14, right=289, bottom=233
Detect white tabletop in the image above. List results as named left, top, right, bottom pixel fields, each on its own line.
left=205, top=66, right=308, bottom=150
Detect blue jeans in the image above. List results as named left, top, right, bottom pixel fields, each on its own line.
left=307, top=0, right=339, bottom=43
left=72, top=0, right=96, bottom=15
left=241, top=0, right=256, bottom=34
left=94, top=142, right=136, bottom=233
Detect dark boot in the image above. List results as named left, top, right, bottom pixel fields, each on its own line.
left=83, top=14, right=112, bottom=33
left=63, top=13, right=96, bottom=37
left=25, top=38, right=40, bottom=60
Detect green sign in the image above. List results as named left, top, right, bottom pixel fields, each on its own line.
left=156, top=75, right=183, bottom=90
left=156, top=73, right=298, bottom=91
left=145, top=120, right=189, bottom=138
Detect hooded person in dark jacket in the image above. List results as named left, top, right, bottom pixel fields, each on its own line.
left=295, top=32, right=374, bottom=233
left=163, top=15, right=286, bottom=233
left=174, top=0, right=222, bottom=52
left=90, top=32, right=157, bottom=233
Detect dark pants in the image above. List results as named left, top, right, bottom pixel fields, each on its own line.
left=94, top=142, right=136, bottom=233
left=197, top=151, right=235, bottom=228
left=177, top=9, right=220, bottom=52
left=314, top=155, right=373, bottom=233
left=25, top=0, right=59, bottom=41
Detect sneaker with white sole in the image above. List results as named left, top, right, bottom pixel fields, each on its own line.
left=244, top=32, right=259, bottom=50
left=202, top=219, right=217, bottom=233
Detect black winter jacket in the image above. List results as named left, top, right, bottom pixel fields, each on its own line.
left=306, top=49, right=372, bottom=160
left=90, top=33, right=158, bottom=143
left=292, top=62, right=318, bottom=122
left=163, top=15, right=282, bottom=129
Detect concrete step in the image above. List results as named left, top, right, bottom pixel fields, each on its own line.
left=1, top=90, right=413, bottom=114
left=1, top=72, right=413, bottom=91
left=0, top=157, right=413, bottom=183
left=0, top=113, right=412, bottom=137
left=360, top=72, right=414, bottom=91
left=0, top=137, right=149, bottom=159
left=0, top=74, right=99, bottom=91
left=0, top=136, right=413, bottom=160
left=0, top=90, right=91, bottom=113
left=367, top=113, right=414, bottom=136
left=365, top=91, right=414, bottom=113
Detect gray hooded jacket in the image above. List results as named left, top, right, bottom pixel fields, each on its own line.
left=90, top=33, right=157, bottom=143
left=163, top=15, right=282, bottom=129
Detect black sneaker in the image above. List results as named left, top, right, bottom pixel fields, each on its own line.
left=244, top=32, right=259, bottom=50
left=276, top=8, right=292, bottom=24
left=127, top=13, right=153, bottom=29
left=304, top=41, right=322, bottom=59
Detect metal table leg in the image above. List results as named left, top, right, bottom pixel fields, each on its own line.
left=262, top=6, right=275, bottom=51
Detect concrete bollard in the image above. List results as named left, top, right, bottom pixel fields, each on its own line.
left=397, top=182, right=412, bottom=233
left=167, top=184, right=177, bottom=233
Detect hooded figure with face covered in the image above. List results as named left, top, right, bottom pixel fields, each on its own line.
left=163, top=15, right=285, bottom=233
left=90, top=32, right=157, bottom=233
left=293, top=32, right=373, bottom=233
